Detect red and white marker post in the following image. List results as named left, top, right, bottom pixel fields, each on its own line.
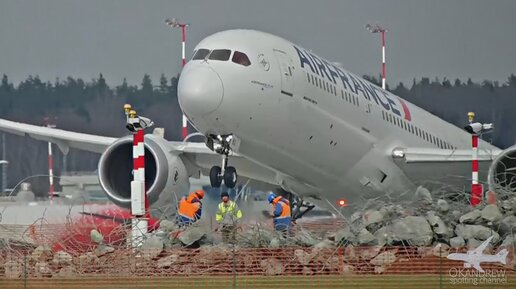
left=468, top=112, right=483, bottom=206
left=44, top=118, right=57, bottom=202
left=366, top=24, right=388, bottom=89
left=165, top=18, right=190, bottom=140
left=124, top=104, right=153, bottom=247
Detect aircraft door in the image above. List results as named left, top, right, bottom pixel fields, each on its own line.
left=273, top=49, right=294, bottom=96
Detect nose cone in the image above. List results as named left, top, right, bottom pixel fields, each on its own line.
left=178, top=66, right=224, bottom=117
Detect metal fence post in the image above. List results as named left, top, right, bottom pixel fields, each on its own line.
left=232, top=244, right=237, bottom=289
left=439, top=246, right=443, bottom=289
left=23, top=255, right=27, bottom=289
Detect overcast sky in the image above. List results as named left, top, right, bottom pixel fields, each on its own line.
left=1, top=0, right=515, bottom=86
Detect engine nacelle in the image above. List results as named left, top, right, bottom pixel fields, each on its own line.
left=488, top=145, right=516, bottom=192
left=98, top=134, right=190, bottom=212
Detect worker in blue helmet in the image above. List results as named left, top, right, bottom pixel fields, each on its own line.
left=267, top=193, right=291, bottom=233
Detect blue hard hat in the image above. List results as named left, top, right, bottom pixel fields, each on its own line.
left=267, top=193, right=276, bottom=203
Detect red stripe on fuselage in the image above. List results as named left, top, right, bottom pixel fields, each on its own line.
left=398, top=98, right=411, bottom=121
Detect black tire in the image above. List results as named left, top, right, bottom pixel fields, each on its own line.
left=210, top=166, right=222, bottom=187
left=224, top=166, right=238, bottom=188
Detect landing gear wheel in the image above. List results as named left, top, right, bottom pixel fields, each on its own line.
left=210, top=166, right=222, bottom=187
left=224, top=166, right=237, bottom=188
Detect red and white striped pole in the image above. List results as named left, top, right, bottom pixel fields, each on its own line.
left=468, top=112, right=482, bottom=206
left=44, top=118, right=56, bottom=202
left=381, top=30, right=386, bottom=90
left=125, top=104, right=153, bottom=247
left=165, top=18, right=190, bottom=140
left=366, top=24, right=388, bottom=89
left=48, top=141, right=54, bottom=201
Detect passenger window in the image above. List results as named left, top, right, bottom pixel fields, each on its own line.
left=192, top=49, right=210, bottom=60
left=232, top=51, right=251, bottom=66
left=209, top=49, right=231, bottom=61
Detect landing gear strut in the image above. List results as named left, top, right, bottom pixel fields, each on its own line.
left=206, top=134, right=238, bottom=188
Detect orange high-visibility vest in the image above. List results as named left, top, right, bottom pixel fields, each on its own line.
left=272, top=196, right=291, bottom=218
left=178, top=193, right=201, bottom=219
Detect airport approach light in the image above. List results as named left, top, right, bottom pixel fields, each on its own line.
left=337, top=198, right=347, bottom=207
left=466, top=112, right=494, bottom=207
left=124, top=104, right=154, bottom=248
left=44, top=117, right=57, bottom=202
left=365, top=23, right=388, bottom=89
left=165, top=18, right=190, bottom=140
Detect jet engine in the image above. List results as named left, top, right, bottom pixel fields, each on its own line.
left=98, top=134, right=190, bottom=211
left=488, top=145, right=516, bottom=192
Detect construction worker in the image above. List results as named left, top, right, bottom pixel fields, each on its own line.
left=177, top=190, right=204, bottom=227
left=267, top=193, right=291, bottom=234
left=215, top=191, right=242, bottom=243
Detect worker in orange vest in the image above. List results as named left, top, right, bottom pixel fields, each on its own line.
left=267, top=193, right=292, bottom=234
left=177, top=190, right=205, bottom=227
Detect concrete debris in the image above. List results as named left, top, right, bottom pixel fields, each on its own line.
left=373, top=226, right=391, bottom=247
left=159, top=220, right=179, bottom=232
left=501, top=235, right=516, bottom=248
left=294, top=249, right=312, bottom=266
left=374, top=266, right=386, bottom=274
left=56, top=266, right=77, bottom=278
left=450, top=236, right=466, bottom=248
left=94, top=244, right=115, bottom=257
left=302, top=266, right=313, bottom=275
left=178, top=226, right=206, bottom=246
left=342, top=264, right=355, bottom=275
left=414, top=186, right=432, bottom=204
left=31, top=245, right=52, bottom=262
left=481, top=204, right=502, bottom=222
left=455, top=224, right=499, bottom=242
left=436, top=199, right=450, bottom=212
left=260, top=258, right=284, bottom=275
left=357, top=228, right=376, bottom=245
left=90, top=229, right=104, bottom=244
left=430, top=243, right=450, bottom=257
left=157, top=254, right=179, bottom=268
left=426, top=211, right=448, bottom=236
left=34, top=261, right=52, bottom=277
left=293, top=230, right=319, bottom=247
left=391, top=216, right=433, bottom=246
left=139, top=235, right=164, bottom=259
left=198, top=246, right=230, bottom=266
left=52, top=251, right=73, bottom=267
left=269, top=237, right=280, bottom=248
left=4, top=260, right=22, bottom=279
left=499, top=216, right=516, bottom=235
left=78, top=252, right=99, bottom=270
left=334, top=228, right=355, bottom=245
left=363, top=210, right=384, bottom=227
left=459, top=210, right=481, bottom=224
left=467, top=238, right=484, bottom=249
left=237, top=226, right=274, bottom=248
left=370, top=251, right=397, bottom=266
left=359, top=246, right=382, bottom=260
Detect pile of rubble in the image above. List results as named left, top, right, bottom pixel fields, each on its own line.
left=1, top=186, right=515, bottom=278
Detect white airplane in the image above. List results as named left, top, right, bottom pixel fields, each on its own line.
left=446, top=236, right=508, bottom=272
left=0, top=29, right=513, bottom=216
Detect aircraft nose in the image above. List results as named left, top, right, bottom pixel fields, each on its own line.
left=178, top=66, right=224, bottom=117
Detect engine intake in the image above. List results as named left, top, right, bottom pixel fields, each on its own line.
left=488, top=145, right=516, bottom=192
left=98, top=135, right=189, bottom=210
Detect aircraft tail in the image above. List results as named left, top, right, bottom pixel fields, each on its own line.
left=497, top=249, right=508, bottom=265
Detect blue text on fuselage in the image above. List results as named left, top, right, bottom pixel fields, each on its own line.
left=293, top=45, right=401, bottom=117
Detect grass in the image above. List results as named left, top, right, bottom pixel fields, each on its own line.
left=1, top=275, right=514, bottom=289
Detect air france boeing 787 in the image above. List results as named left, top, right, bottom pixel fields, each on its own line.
left=0, top=30, right=512, bottom=215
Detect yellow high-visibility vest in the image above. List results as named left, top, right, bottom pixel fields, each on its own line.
left=216, top=200, right=242, bottom=223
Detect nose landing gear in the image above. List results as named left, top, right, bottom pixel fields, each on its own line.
left=206, top=135, right=238, bottom=188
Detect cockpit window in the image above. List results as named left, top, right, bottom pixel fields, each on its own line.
left=232, top=51, right=251, bottom=66
left=192, top=49, right=210, bottom=60
left=208, top=49, right=231, bottom=61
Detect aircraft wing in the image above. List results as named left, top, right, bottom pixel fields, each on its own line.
left=392, top=147, right=501, bottom=187
left=0, top=118, right=282, bottom=188
left=0, top=118, right=116, bottom=154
